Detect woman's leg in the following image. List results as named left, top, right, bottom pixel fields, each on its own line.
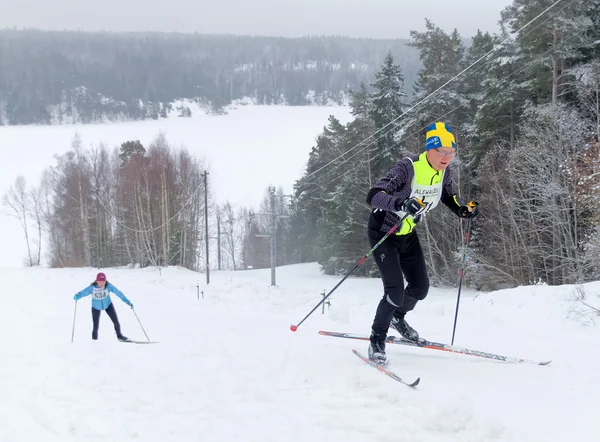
left=91, top=307, right=101, bottom=340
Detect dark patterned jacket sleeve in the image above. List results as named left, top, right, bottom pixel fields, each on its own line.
left=366, top=158, right=413, bottom=212
left=440, top=166, right=462, bottom=215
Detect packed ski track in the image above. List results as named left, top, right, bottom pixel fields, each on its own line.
left=1, top=263, right=598, bottom=442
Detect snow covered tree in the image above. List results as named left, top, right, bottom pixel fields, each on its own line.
left=369, top=52, right=408, bottom=168
left=570, top=61, right=600, bottom=138
left=315, top=119, right=376, bottom=276
left=501, top=0, right=595, bottom=105
left=474, top=104, right=593, bottom=287
left=348, top=81, right=371, bottom=120
left=286, top=116, right=347, bottom=264
left=405, top=20, right=467, bottom=147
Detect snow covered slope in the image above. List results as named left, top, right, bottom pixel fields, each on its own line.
left=1, top=263, right=598, bottom=442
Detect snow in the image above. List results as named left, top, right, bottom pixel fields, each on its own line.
left=1, top=262, right=599, bottom=442
left=0, top=104, right=352, bottom=267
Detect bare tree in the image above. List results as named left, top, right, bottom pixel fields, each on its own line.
left=221, top=202, right=244, bottom=270
left=3, top=176, right=36, bottom=266
left=28, top=183, right=44, bottom=266
left=89, top=142, right=113, bottom=268
left=72, top=134, right=92, bottom=266
left=474, top=103, right=593, bottom=289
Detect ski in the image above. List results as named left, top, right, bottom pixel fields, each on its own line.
left=352, top=349, right=420, bottom=387
left=320, top=331, right=551, bottom=366
left=119, top=340, right=159, bottom=344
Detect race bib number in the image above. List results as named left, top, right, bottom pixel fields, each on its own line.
left=92, top=288, right=108, bottom=300
left=410, top=181, right=443, bottom=214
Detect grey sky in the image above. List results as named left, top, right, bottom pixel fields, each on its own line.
left=0, top=0, right=512, bottom=38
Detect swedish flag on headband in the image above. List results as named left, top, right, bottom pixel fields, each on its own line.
left=425, top=122, right=456, bottom=150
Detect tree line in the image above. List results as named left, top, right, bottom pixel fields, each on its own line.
left=2, top=132, right=295, bottom=272
left=0, top=30, right=420, bottom=125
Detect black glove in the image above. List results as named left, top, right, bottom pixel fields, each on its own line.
left=457, top=203, right=479, bottom=219
left=396, top=197, right=424, bottom=216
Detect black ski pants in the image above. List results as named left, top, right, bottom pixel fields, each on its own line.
left=369, top=230, right=429, bottom=335
left=92, top=303, right=122, bottom=339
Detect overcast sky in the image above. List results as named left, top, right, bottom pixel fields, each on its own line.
left=0, top=0, right=513, bottom=38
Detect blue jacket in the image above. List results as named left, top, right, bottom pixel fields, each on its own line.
left=74, top=282, right=131, bottom=310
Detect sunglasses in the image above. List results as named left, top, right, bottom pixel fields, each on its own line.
left=435, top=148, right=456, bottom=157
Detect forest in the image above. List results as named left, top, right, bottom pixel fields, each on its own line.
left=0, top=30, right=420, bottom=125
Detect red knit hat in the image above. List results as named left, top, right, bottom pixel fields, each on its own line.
left=96, top=272, right=107, bottom=282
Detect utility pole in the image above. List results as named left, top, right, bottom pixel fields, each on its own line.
left=255, top=187, right=292, bottom=286
left=203, top=171, right=209, bottom=284
left=269, top=187, right=276, bottom=286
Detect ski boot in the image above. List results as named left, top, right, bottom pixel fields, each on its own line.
left=368, top=331, right=387, bottom=364
left=390, top=313, right=420, bottom=342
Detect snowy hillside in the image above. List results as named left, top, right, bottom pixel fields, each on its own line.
left=1, top=263, right=599, bottom=442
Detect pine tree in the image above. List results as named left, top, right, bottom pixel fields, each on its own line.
left=501, top=0, right=596, bottom=105
left=348, top=81, right=371, bottom=119
left=473, top=32, right=527, bottom=158
left=119, top=140, right=146, bottom=165
left=316, top=87, right=376, bottom=275
left=403, top=20, right=467, bottom=154
left=580, top=0, right=600, bottom=62
left=369, top=52, right=408, bottom=168
left=458, top=30, right=495, bottom=186
left=286, top=116, right=347, bottom=264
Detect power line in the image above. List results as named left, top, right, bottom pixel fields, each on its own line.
left=297, top=0, right=568, bottom=188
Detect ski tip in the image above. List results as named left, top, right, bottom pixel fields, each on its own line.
left=539, top=360, right=552, bottom=366
left=290, top=324, right=298, bottom=332
left=408, top=377, right=421, bottom=388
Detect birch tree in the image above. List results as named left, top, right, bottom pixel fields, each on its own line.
left=3, top=176, right=36, bottom=266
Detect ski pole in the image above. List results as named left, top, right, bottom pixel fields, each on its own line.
left=451, top=201, right=476, bottom=345
left=132, top=308, right=150, bottom=342
left=290, top=203, right=425, bottom=332
left=71, top=300, right=78, bottom=343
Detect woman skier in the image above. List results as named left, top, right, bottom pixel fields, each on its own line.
left=73, top=272, right=134, bottom=341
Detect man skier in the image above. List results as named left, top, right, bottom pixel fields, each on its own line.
left=366, top=122, right=478, bottom=363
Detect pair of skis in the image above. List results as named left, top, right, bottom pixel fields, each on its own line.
left=320, top=330, right=551, bottom=387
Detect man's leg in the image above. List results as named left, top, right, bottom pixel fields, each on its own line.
left=396, top=232, right=429, bottom=313
left=370, top=237, right=405, bottom=336
left=390, top=232, right=429, bottom=341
